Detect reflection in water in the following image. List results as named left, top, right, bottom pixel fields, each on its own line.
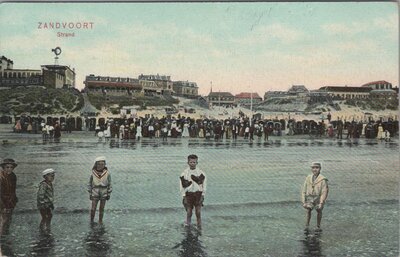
left=173, top=227, right=207, bottom=257
left=299, top=229, right=324, bottom=257
left=84, top=223, right=112, bottom=257
left=0, top=234, right=15, bottom=257
left=31, top=230, right=55, bottom=257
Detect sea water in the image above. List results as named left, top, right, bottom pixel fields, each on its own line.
left=0, top=132, right=398, bottom=256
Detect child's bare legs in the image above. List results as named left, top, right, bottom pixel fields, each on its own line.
left=305, top=208, right=312, bottom=227
left=99, top=200, right=106, bottom=224
left=0, top=210, right=13, bottom=235
left=316, top=209, right=323, bottom=228
left=39, top=208, right=52, bottom=231
left=186, top=206, right=193, bottom=225
left=195, top=205, right=202, bottom=227
left=90, top=199, right=99, bottom=222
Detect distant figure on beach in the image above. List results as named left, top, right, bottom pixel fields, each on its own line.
left=182, top=122, right=189, bottom=138
left=119, top=124, right=125, bottom=139
left=162, top=125, right=168, bottom=141
left=0, top=159, right=18, bottom=235
left=327, top=124, right=334, bottom=138
left=95, top=124, right=101, bottom=137
left=14, top=120, right=22, bottom=133
left=49, top=124, right=54, bottom=139
left=37, top=168, right=56, bottom=232
left=88, top=156, right=112, bottom=224
left=384, top=130, right=391, bottom=142
left=136, top=125, right=142, bottom=140
left=301, top=162, right=329, bottom=230
left=377, top=123, right=384, bottom=140
left=346, top=123, right=353, bottom=139
left=54, top=122, right=61, bottom=141
left=180, top=154, right=207, bottom=228
left=27, top=122, right=33, bottom=133
left=336, top=120, right=343, bottom=139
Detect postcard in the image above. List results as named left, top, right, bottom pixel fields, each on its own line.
left=0, top=2, right=398, bottom=256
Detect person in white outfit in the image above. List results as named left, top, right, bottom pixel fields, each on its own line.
left=87, top=156, right=112, bottom=224
left=136, top=125, right=142, bottom=140
left=182, top=123, right=190, bottom=137
left=377, top=123, right=384, bottom=140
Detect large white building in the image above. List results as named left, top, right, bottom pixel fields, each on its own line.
left=0, top=56, right=42, bottom=87
left=0, top=56, right=76, bottom=89
left=172, top=80, right=199, bottom=98
left=138, top=74, right=173, bottom=95
left=361, top=80, right=397, bottom=100
left=318, top=86, right=371, bottom=99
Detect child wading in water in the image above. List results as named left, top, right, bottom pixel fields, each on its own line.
left=37, top=168, right=56, bottom=232
left=88, top=156, right=112, bottom=224
left=180, top=154, right=207, bottom=228
left=0, top=159, right=19, bottom=235
left=301, top=162, right=329, bottom=230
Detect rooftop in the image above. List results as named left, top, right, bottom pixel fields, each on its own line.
left=235, top=92, right=262, bottom=99
left=208, top=92, right=234, bottom=97
left=319, top=86, right=372, bottom=93
left=361, top=80, right=391, bottom=87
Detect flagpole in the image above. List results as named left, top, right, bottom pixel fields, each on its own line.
left=250, top=91, right=253, bottom=113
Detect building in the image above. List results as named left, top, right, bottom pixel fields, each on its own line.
left=235, top=92, right=262, bottom=105
left=308, top=90, right=331, bottom=104
left=288, top=85, right=309, bottom=97
left=138, top=74, right=173, bottom=95
left=84, top=74, right=141, bottom=95
left=361, top=80, right=397, bottom=100
left=318, top=86, right=371, bottom=100
left=361, top=80, right=393, bottom=90
left=0, top=56, right=13, bottom=70
left=172, top=81, right=199, bottom=98
left=0, top=56, right=42, bottom=88
left=41, top=65, right=76, bottom=89
left=207, top=92, right=235, bottom=107
left=0, top=56, right=76, bottom=89
left=369, top=89, right=397, bottom=100
left=139, top=80, right=161, bottom=96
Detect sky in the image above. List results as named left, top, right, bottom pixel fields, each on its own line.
left=0, top=2, right=398, bottom=97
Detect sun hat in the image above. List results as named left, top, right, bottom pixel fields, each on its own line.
left=311, top=162, right=321, bottom=168
left=1, top=159, right=18, bottom=168
left=95, top=156, right=106, bottom=162
left=42, top=168, right=55, bottom=176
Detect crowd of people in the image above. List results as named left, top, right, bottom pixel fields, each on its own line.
left=93, top=114, right=397, bottom=142
left=6, top=112, right=399, bottom=142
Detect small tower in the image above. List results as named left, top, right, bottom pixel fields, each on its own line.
left=51, top=47, right=62, bottom=65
